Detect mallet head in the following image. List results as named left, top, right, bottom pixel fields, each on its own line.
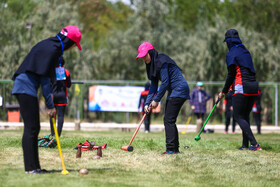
left=61, top=170, right=70, bottom=175
left=121, top=145, right=133, bottom=152
left=194, top=136, right=201, bottom=141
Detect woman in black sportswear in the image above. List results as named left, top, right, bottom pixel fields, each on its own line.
left=218, top=29, right=261, bottom=151
left=12, top=25, right=82, bottom=173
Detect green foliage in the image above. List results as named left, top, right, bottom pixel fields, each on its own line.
left=221, top=0, right=280, bottom=43
left=1, top=0, right=279, bottom=82
left=93, top=0, right=280, bottom=82
left=0, top=0, right=34, bottom=78
left=172, top=0, right=280, bottom=43
left=0, top=0, right=279, bottom=124
left=78, top=0, right=133, bottom=49
left=171, top=0, right=222, bottom=29
left=0, top=0, right=83, bottom=79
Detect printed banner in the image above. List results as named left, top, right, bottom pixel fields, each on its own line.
left=89, top=85, right=144, bottom=112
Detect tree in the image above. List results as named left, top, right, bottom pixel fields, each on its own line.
left=78, top=0, right=133, bottom=49
left=0, top=0, right=37, bottom=78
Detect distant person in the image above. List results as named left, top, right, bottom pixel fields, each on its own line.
left=136, top=42, right=190, bottom=154
left=218, top=29, right=261, bottom=151
left=190, top=82, right=211, bottom=133
left=12, top=25, right=82, bottom=174
left=223, top=91, right=236, bottom=134
left=138, top=81, right=152, bottom=133
left=252, top=89, right=262, bottom=134
left=49, top=66, right=72, bottom=137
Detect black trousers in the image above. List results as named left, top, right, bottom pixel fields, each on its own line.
left=16, top=94, right=41, bottom=171
left=232, top=94, right=257, bottom=147
left=194, top=113, right=204, bottom=119
left=253, top=112, right=261, bottom=134
left=164, top=97, right=186, bottom=151
left=144, top=112, right=151, bottom=131
left=225, top=110, right=236, bottom=132
left=50, top=105, right=66, bottom=136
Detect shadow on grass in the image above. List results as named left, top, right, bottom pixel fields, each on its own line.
left=47, top=168, right=112, bottom=173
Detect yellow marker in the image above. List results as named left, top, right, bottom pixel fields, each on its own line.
left=52, top=118, right=69, bottom=175
left=74, top=84, right=80, bottom=96
left=181, top=116, right=192, bottom=134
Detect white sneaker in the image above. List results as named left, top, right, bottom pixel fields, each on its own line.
left=145, top=130, right=149, bottom=133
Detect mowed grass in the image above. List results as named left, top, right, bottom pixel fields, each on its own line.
left=0, top=129, right=279, bottom=187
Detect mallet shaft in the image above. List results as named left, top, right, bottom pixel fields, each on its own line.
left=128, top=113, right=147, bottom=146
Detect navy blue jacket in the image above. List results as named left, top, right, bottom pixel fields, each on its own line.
left=145, top=63, right=190, bottom=105
left=222, top=38, right=258, bottom=96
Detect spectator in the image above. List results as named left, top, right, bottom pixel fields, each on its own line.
left=190, top=82, right=211, bottom=133
left=223, top=91, right=236, bottom=134
left=252, top=89, right=262, bottom=134
left=138, top=81, right=152, bottom=133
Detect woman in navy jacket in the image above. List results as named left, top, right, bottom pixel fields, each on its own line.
left=136, top=42, right=190, bottom=154
left=12, top=25, right=82, bottom=173
left=218, top=29, right=261, bottom=151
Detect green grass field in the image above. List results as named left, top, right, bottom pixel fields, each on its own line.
left=0, top=129, right=279, bottom=187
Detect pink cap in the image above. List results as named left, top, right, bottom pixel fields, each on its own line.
left=60, top=25, right=82, bottom=50
left=136, top=42, right=154, bottom=59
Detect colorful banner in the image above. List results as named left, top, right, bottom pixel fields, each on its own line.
left=89, top=85, right=144, bottom=112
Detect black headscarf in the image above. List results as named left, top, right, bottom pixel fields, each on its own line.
left=144, top=81, right=151, bottom=90
left=146, top=49, right=178, bottom=80
left=225, top=38, right=255, bottom=74
left=12, top=32, right=74, bottom=80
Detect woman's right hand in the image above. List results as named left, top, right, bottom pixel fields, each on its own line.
left=144, top=105, right=151, bottom=114
left=218, top=92, right=225, bottom=100
left=48, top=108, right=56, bottom=117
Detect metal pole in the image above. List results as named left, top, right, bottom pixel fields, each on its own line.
left=275, top=84, right=278, bottom=127
left=126, top=82, right=130, bottom=123
left=79, top=84, right=84, bottom=120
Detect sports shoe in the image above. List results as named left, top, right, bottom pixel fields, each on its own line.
left=161, top=150, right=179, bottom=155
left=145, top=130, right=150, bottom=133
left=238, top=146, right=248, bottom=150
left=25, top=169, right=48, bottom=174
left=25, top=170, right=40, bottom=174
left=225, top=131, right=228, bottom=134
left=249, top=144, right=261, bottom=151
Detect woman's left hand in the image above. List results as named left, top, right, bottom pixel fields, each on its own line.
left=151, top=101, right=159, bottom=109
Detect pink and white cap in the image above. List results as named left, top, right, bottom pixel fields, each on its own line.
left=136, top=42, right=154, bottom=59
left=60, top=25, right=82, bottom=50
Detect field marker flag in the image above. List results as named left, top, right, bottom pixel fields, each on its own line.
left=75, top=84, right=80, bottom=96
